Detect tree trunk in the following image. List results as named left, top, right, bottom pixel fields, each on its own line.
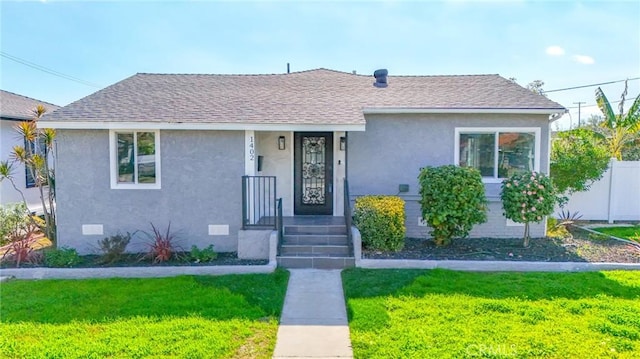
left=6, top=176, right=40, bottom=229
left=43, top=156, right=56, bottom=242
left=523, top=222, right=530, bottom=248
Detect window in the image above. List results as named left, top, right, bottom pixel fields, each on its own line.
left=109, top=130, right=161, bottom=189
left=455, top=128, right=540, bottom=181
left=24, top=136, right=47, bottom=188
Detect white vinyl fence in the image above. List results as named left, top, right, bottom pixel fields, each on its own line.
left=559, top=159, right=640, bottom=223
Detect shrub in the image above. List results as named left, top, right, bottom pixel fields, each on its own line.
left=546, top=218, right=569, bottom=239
left=97, top=232, right=131, bottom=264
left=189, top=245, right=218, bottom=263
left=1, top=203, right=29, bottom=245
left=44, top=247, right=81, bottom=268
left=353, top=195, right=406, bottom=251
left=0, top=212, right=42, bottom=267
left=144, top=222, right=180, bottom=263
left=501, top=171, right=556, bottom=247
left=418, top=165, right=487, bottom=246
left=550, top=128, right=609, bottom=196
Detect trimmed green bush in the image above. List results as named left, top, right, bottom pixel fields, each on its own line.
left=190, top=245, right=218, bottom=263
left=353, top=195, right=406, bottom=251
left=44, top=247, right=81, bottom=268
left=418, top=165, right=488, bottom=246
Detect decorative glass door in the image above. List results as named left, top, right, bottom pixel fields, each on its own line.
left=294, top=132, right=333, bottom=215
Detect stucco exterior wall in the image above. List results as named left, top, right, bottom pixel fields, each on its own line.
left=256, top=131, right=294, bottom=216
left=55, top=129, right=244, bottom=254
left=347, top=113, right=550, bottom=238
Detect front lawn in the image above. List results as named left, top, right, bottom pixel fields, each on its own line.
left=343, top=268, right=640, bottom=358
left=594, top=226, right=640, bottom=242
left=0, top=270, right=289, bottom=358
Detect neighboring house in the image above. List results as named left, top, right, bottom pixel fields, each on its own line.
left=0, top=90, right=59, bottom=213
left=39, top=69, right=565, bottom=256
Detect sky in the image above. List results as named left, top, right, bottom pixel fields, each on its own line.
left=1, top=0, right=639, bottom=130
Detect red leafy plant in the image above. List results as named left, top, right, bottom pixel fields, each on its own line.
left=1, top=217, right=43, bottom=267
left=144, top=222, right=180, bottom=263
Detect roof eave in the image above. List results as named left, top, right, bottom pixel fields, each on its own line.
left=1, top=115, right=33, bottom=121
left=37, top=120, right=366, bottom=132
left=362, top=107, right=566, bottom=115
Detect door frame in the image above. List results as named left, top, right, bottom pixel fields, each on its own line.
left=293, top=132, right=334, bottom=215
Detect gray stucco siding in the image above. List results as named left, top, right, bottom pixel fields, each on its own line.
left=403, top=197, right=545, bottom=239
left=56, top=129, right=244, bottom=254
left=347, top=113, right=551, bottom=238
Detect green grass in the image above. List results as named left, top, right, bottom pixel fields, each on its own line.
left=343, top=268, right=640, bottom=358
left=0, top=270, right=289, bottom=358
left=594, top=226, right=640, bottom=242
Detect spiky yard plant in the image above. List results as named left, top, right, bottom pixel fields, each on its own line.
left=144, top=223, right=180, bottom=263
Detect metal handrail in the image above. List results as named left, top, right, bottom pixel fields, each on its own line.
left=344, top=178, right=353, bottom=254
left=242, top=175, right=277, bottom=229
left=276, top=198, right=283, bottom=255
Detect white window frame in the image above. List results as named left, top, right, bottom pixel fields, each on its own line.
left=454, top=127, right=541, bottom=183
left=109, top=129, right=161, bottom=189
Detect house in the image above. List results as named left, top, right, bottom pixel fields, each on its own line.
left=0, top=90, right=59, bottom=213
left=39, top=69, right=565, bottom=264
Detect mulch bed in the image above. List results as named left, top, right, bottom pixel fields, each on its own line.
left=74, top=252, right=269, bottom=267
left=364, top=227, right=640, bottom=263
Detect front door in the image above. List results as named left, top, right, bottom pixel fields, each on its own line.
left=294, top=132, right=333, bottom=215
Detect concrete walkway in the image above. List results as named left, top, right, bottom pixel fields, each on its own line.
left=273, top=269, right=353, bottom=358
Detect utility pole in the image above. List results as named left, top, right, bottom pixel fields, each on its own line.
left=573, top=101, right=585, bottom=127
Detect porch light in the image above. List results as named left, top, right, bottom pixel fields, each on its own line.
left=340, top=136, right=346, bottom=151
left=278, top=136, right=286, bottom=150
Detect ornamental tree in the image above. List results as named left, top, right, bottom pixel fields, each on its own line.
left=0, top=105, right=57, bottom=242
left=550, top=128, right=610, bottom=196
left=501, top=172, right=556, bottom=247
left=418, top=165, right=487, bottom=246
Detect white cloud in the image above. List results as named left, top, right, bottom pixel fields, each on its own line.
left=546, top=46, right=565, bottom=56
left=573, top=55, right=595, bottom=64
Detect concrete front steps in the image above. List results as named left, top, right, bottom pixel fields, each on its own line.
left=277, top=223, right=355, bottom=269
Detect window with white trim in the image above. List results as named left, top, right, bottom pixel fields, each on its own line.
left=109, top=130, right=160, bottom=189
left=455, top=128, right=540, bottom=181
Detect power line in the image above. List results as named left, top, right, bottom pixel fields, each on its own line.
left=544, top=77, right=640, bottom=94
left=565, top=95, right=639, bottom=109
left=0, top=51, right=103, bottom=88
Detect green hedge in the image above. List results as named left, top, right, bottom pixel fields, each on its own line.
left=353, top=195, right=406, bottom=251
left=418, top=165, right=488, bottom=246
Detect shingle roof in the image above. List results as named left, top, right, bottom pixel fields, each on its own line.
left=43, top=68, right=565, bottom=125
left=0, top=90, right=60, bottom=120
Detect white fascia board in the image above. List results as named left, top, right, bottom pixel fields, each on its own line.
left=38, top=121, right=366, bottom=132
left=362, top=107, right=565, bottom=115
left=549, top=111, right=568, bottom=122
